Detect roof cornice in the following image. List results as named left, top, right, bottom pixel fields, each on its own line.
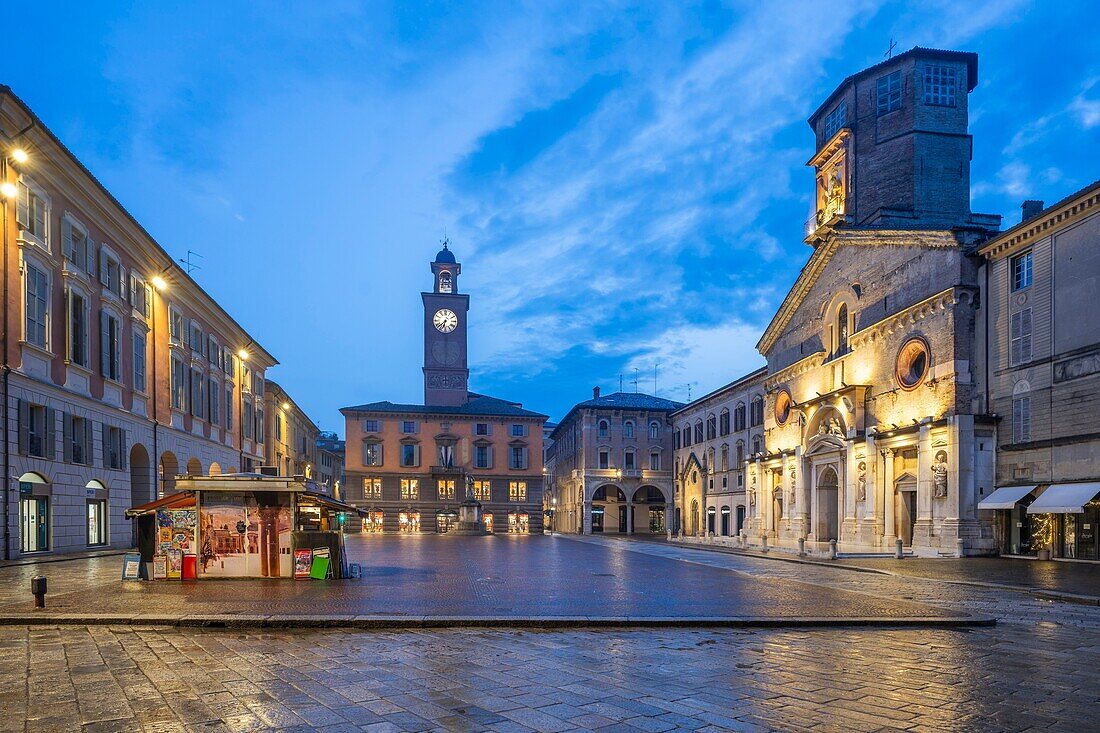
left=978, top=180, right=1100, bottom=260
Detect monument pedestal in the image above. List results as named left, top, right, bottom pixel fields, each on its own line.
left=451, top=496, right=490, bottom=535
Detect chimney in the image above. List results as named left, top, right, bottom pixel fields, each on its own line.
left=1021, top=200, right=1045, bottom=222
left=593, top=386, right=601, bottom=399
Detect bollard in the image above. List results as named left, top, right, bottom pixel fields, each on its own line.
left=738, top=530, right=746, bottom=549
left=797, top=537, right=806, bottom=557
left=760, top=534, right=769, bottom=553
left=31, top=575, right=47, bottom=609
left=895, top=538, right=904, bottom=559
left=956, top=538, right=965, bottom=558
left=828, top=539, right=837, bottom=560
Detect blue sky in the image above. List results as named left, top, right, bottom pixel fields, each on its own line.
left=6, top=1, right=1099, bottom=431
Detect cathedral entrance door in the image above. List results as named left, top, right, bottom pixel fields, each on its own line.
left=816, top=465, right=839, bottom=541
left=897, top=482, right=917, bottom=546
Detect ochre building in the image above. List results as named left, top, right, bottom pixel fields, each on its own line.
left=341, top=245, right=547, bottom=534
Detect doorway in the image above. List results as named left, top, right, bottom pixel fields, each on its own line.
left=736, top=506, right=746, bottom=535
left=897, top=483, right=917, bottom=546
left=816, top=466, right=839, bottom=541
left=618, top=506, right=628, bottom=533
left=591, top=507, right=605, bottom=532
left=20, top=496, right=49, bottom=553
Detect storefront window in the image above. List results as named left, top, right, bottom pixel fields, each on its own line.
left=483, top=513, right=494, bottom=533
left=87, top=500, right=107, bottom=546
left=398, top=511, right=421, bottom=533
left=508, top=512, right=529, bottom=534
left=436, top=512, right=456, bottom=533
left=364, top=511, right=384, bottom=533
left=649, top=507, right=665, bottom=533
left=20, top=494, right=49, bottom=553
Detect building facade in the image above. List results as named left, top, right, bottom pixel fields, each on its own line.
left=316, top=431, right=345, bottom=499
left=671, top=368, right=767, bottom=539
left=975, top=182, right=1100, bottom=559
left=1, top=86, right=276, bottom=558
left=669, top=48, right=1009, bottom=556
left=544, top=388, right=682, bottom=535
left=263, top=380, right=320, bottom=480
left=341, top=245, right=547, bottom=533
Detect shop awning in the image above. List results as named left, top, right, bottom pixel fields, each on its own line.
left=977, top=485, right=1037, bottom=510
left=1027, top=482, right=1100, bottom=514
left=297, top=490, right=369, bottom=517
left=125, top=491, right=195, bottom=518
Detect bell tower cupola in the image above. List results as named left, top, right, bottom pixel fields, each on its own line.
left=422, top=240, right=470, bottom=406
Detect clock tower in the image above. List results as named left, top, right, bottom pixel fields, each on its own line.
left=422, top=242, right=470, bottom=406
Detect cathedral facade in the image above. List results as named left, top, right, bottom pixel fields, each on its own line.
left=674, top=48, right=1009, bottom=556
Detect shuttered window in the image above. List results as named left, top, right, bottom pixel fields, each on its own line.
left=1010, top=309, right=1033, bottom=365
left=18, top=401, right=53, bottom=459
left=100, top=310, right=122, bottom=381
left=67, top=289, right=89, bottom=367
left=1012, top=396, right=1031, bottom=443
left=132, top=332, right=147, bottom=392
left=62, top=219, right=90, bottom=271
left=16, top=181, right=49, bottom=245
left=24, top=264, right=49, bottom=349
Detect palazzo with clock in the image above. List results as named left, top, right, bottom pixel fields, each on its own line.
left=341, top=244, right=548, bottom=534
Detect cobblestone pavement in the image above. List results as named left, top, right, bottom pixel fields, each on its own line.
left=0, top=622, right=1097, bottom=733
left=0, top=535, right=968, bottom=620
left=1, top=538, right=1098, bottom=732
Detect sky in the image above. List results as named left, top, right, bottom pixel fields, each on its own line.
left=5, top=1, right=1099, bottom=432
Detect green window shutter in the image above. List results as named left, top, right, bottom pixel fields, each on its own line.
left=17, top=400, right=29, bottom=455
left=100, top=311, right=109, bottom=376
left=62, top=413, right=73, bottom=463
left=121, top=430, right=128, bottom=470
left=85, top=420, right=94, bottom=466
left=44, top=408, right=56, bottom=460
left=16, top=183, right=29, bottom=228
left=62, top=219, right=73, bottom=261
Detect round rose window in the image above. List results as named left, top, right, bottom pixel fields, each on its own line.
left=775, top=389, right=793, bottom=426
left=896, top=338, right=930, bottom=390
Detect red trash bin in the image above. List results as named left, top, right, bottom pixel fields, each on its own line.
left=182, top=554, right=197, bottom=580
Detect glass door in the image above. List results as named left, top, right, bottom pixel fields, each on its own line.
left=20, top=497, right=48, bottom=553
left=87, top=500, right=107, bottom=546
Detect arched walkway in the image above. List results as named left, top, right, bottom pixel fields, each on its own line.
left=631, top=485, right=669, bottom=534
left=160, top=452, right=179, bottom=496
left=590, top=484, right=626, bottom=533
left=208, top=461, right=222, bottom=476
left=186, top=457, right=202, bottom=476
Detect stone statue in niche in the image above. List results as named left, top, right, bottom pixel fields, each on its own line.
left=857, top=461, right=867, bottom=501
left=748, top=474, right=757, bottom=506
left=788, top=465, right=797, bottom=506
left=818, top=417, right=844, bottom=436
left=933, top=451, right=949, bottom=498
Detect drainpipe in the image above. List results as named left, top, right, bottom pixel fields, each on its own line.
left=2, top=155, right=9, bottom=560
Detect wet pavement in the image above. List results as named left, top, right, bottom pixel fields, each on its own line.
left=1, top=536, right=1099, bottom=731
left=0, top=535, right=968, bottom=621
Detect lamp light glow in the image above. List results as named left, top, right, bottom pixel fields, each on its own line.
left=0, top=182, right=16, bottom=199
left=151, top=275, right=168, bottom=291
left=11, top=148, right=29, bottom=164
left=281, top=402, right=290, bottom=410
left=238, top=349, right=250, bottom=360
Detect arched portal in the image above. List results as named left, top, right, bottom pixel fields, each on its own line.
left=690, top=500, right=700, bottom=537
left=160, top=452, right=179, bottom=496
left=186, top=457, right=202, bottom=476
left=208, top=461, right=222, bottom=476
left=591, top=484, right=626, bottom=533
left=631, top=485, right=668, bottom=534
left=18, top=472, right=50, bottom=553
left=816, top=466, right=840, bottom=541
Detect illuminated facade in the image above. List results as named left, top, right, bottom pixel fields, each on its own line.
left=673, top=48, right=1010, bottom=556
left=975, top=183, right=1100, bottom=559
left=341, top=245, right=547, bottom=533
left=544, top=388, right=681, bottom=535
left=0, top=86, right=277, bottom=558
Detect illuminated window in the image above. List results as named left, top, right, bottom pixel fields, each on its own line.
left=509, top=481, right=527, bottom=501
left=437, top=479, right=455, bottom=500
left=508, top=512, right=529, bottom=533
left=472, top=480, right=492, bottom=501
left=362, top=477, right=382, bottom=499
left=363, top=511, right=384, bottom=533
left=400, top=479, right=419, bottom=500
left=398, top=511, right=420, bottom=533
left=363, top=442, right=382, bottom=466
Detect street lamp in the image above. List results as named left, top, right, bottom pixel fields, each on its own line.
left=237, top=347, right=251, bottom=472
left=0, top=182, right=15, bottom=199
left=149, top=270, right=169, bottom=496
left=10, top=148, right=28, bottom=164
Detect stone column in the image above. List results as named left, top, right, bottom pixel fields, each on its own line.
left=627, top=501, right=634, bottom=534
left=882, top=447, right=896, bottom=545
left=582, top=495, right=592, bottom=535
left=796, top=445, right=809, bottom=538
left=914, top=418, right=934, bottom=546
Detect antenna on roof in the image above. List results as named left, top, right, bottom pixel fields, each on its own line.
left=654, top=361, right=659, bottom=396
left=687, top=383, right=692, bottom=401
left=619, top=374, right=623, bottom=392
left=178, top=250, right=203, bottom=274
left=884, top=37, right=898, bottom=59
left=633, top=368, right=639, bottom=393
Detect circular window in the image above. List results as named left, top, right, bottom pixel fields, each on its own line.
left=896, top=338, right=930, bottom=390
left=774, top=389, right=793, bottom=426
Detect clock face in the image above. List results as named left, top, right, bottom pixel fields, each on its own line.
left=433, top=308, right=458, bottom=333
